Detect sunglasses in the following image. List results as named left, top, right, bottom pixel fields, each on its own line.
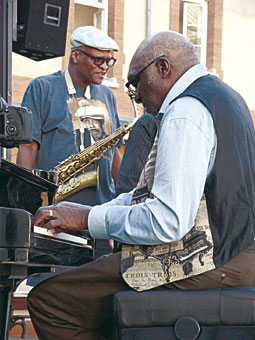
left=125, top=55, right=165, bottom=96
left=76, top=49, right=116, bottom=67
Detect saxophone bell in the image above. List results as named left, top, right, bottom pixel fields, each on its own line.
left=53, top=118, right=135, bottom=202
left=54, top=167, right=99, bottom=203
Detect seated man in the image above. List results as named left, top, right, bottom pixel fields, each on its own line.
left=27, top=30, right=255, bottom=340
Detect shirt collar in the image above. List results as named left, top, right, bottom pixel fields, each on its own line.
left=158, top=64, right=209, bottom=117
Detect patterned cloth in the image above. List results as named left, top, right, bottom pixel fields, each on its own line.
left=121, top=135, right=215, bottom=291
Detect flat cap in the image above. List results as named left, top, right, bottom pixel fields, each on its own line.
left=70, top=26, right=119, bottom=51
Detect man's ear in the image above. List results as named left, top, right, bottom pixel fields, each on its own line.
left=71, top=50, right=79, bottom=64
left=156, top=58, right=170, bottom=79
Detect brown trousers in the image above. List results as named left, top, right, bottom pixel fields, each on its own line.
left=27, top=245, right=255, bottom=340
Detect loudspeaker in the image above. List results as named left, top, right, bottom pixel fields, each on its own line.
left=13, top=0, right=70, bottom=61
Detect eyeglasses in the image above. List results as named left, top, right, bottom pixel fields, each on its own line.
left=76, top=49, right=116, bottom=67
left=125, top=55, right=165, bottom=96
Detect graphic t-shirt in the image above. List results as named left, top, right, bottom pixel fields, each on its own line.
left=22, top=71, right=123, bottom=206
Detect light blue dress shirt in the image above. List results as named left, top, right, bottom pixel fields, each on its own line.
left=88, top=64, right=217, bottom=245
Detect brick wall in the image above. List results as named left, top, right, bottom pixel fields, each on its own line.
left=62, top=0, right=75, bottom=71
left=108, top=0, right=134, bottom=119
left=207, top=0, right=224, bottom=79
left=170, top=0, right=181, bottom=31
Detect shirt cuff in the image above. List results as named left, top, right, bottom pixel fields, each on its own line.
left=88, top=205, right=111, bottom=239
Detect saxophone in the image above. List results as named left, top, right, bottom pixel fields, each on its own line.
left=53, top=121, right=135, bottom=203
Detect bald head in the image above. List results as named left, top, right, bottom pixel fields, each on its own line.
left=131, top=30, right=199, bottom=78
left=127, top=31, right=200, bottom=115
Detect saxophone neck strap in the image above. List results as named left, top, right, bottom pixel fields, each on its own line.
left=64, top=69, right=91, bottom=99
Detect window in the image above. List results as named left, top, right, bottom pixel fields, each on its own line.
left=182, top=0, right=208, bottom=65
left=74, top=0, right=108, bottom=32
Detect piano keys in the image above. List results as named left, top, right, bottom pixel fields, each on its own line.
left=34, top=225, right=91, bottom=246
left=0, top=206, right=94, bottom=263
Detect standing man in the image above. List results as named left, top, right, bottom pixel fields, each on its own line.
left=17, top=26, right=123, bottom=259
left=28, top=31, right=255, bottom=340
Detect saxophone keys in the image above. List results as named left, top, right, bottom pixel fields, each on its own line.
left=58, top=184, right=66, bottom=194
left=59, top=173, right=68, bottom=181
left=69, top=177, right=80, bottom=188
left=74, top=162, right=81, bottom=170
left=67, top=166, right=76, bottom=175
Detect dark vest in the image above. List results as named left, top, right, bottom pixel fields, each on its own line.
left=174, top=75, right=255, bottom=266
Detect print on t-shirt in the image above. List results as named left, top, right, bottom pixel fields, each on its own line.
left=67, top=97, right=111, bottom=154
